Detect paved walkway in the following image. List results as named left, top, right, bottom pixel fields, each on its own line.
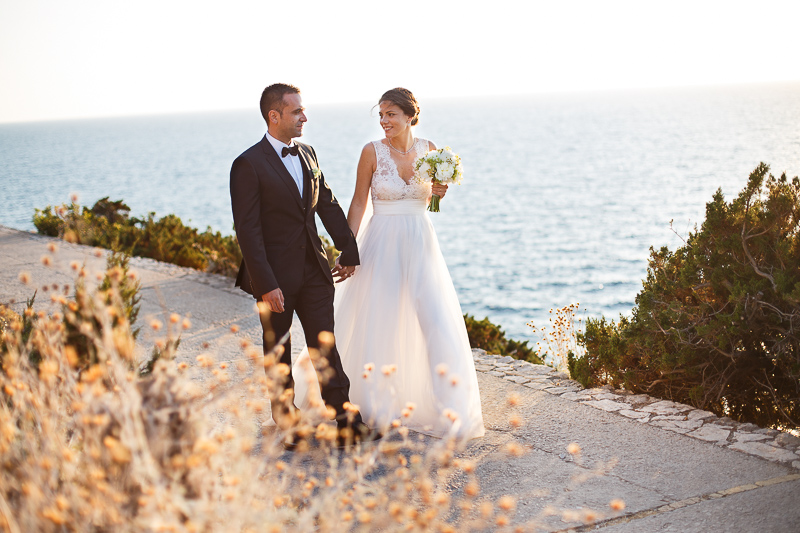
left=2, top=225, right=799, bottom=532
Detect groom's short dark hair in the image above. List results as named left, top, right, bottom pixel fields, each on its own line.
left=260, top=83, right=301, bottom=122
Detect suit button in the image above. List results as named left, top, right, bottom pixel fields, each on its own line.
left=300, top=245, right=306, bottom=249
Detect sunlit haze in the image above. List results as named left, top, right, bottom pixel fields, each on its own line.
left=1, top=0, right=798, bottom=123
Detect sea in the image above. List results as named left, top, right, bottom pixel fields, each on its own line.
left=1, top=82, right=799, bottom=343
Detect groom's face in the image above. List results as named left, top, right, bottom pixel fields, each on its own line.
left=271, top=93, right=307, bottom=142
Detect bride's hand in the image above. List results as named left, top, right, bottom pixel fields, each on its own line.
left=432, top=183, right=448, bottom=198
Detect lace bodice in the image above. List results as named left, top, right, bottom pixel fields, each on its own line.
left=370, top=138, right=432, bottom=201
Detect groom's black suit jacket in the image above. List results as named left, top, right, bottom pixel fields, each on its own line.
left=230, top=136, right=359, bottom=299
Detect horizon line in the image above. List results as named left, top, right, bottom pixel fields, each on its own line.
left=2, top=78, right=799, bottom=126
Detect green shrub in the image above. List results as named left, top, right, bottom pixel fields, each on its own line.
left=34, top=197, right=340, bottom=278
left=32, top=206, right=62, bottom=236
left=574, top=164, right=800, bottom=429
left=0, top=292, right=38, bottom=364
left=464, top=314, right=542, bottom=364
left=99, top=251, right=142, bottom=339
left=62, top=251, right=143, bottom=370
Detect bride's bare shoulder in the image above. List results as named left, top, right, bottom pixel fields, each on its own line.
left=417, top=138, right=437, bottom=151
left=360, top=141, right=380, bottom=160
left=358, top=142, right=378, bottom=171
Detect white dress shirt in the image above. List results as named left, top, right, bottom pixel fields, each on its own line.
left=266, top=131, right=304, bottom=197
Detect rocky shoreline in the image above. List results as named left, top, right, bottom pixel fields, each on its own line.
left=472, top=349, right=800, bottom=470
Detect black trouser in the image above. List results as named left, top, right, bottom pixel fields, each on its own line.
left=259, top=245, right=361, bottom=426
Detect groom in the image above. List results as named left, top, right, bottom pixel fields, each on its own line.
left=230, top=83, right=371, bottom=445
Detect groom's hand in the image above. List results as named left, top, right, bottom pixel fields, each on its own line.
left=332, top=257, right=355, bottom=283
left=262, top=288, right=285, bottom=313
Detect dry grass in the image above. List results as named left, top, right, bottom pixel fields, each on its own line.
left=0, top=257, right=622, bottom=532
left=528, top=304, right=585, bottom=373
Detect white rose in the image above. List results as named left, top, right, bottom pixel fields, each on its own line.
left=440, top=148, right=454, bottom=161
left=435, top=162, right=454, bottom=181
left=418, top=161, right=432, bottom=179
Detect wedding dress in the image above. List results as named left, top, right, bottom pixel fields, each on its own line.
left=293, top=138, right=484, bottom=440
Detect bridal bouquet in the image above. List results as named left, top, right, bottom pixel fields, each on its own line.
left=415, top=147, right=463, bottom=212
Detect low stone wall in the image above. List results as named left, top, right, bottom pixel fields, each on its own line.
left=472, top=349, right=800, bottom=470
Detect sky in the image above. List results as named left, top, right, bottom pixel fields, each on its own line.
left=1, top=0, right=799, bottom=124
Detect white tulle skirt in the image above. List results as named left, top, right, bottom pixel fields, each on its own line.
left=293, top=199, right=484, bottom=440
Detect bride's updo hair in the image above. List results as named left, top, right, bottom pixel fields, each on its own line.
left=379, top=88, right=420, bottom=126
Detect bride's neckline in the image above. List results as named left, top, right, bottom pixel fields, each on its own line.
left=380, top=138, right=418, bottom=185
left=381, top=137, right=416, bottom=151
left=387, top=137, right=416, bottom=155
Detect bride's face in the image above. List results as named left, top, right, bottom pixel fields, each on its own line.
left=378, top=102, right=411, bottom=138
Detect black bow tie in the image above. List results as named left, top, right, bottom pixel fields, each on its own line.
left=281, top=145, right=299, bottom=158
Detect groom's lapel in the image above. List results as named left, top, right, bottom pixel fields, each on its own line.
left=297, top=146, right=317, bottom=212
left=259, top=137, right=304, bottom=210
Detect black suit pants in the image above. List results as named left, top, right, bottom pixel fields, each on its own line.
left=259, top=245, right=357, bottom=423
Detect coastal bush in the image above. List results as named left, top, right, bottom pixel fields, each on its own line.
left=34, top=197, right=242, bottom=277
left=0, top=260, right=616, bottom=532
left=572, top=164, right=800, bottom=429
left=0, top=292, right=37, bottom=363
left=62, top=251, right=145, bottom=371
left=33, top=197, right=341, bottom=276
left=464, top=314, right=542, bottom=364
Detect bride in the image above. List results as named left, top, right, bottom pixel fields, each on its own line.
left=295, top=88, right=484, bottom=440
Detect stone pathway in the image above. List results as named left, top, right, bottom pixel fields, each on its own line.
left=472, top=350, right=800, bottom=470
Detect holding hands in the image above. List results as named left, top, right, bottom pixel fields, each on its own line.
left=332, top=257, right=355, bottom=283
